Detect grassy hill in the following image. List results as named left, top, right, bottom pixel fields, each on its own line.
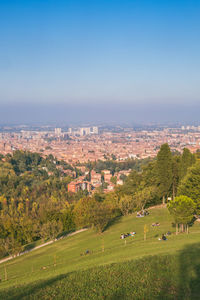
left=1, top=207, right=200, bottom=299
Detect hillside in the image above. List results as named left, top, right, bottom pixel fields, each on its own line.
left=1, top=207, right=200, bottom=299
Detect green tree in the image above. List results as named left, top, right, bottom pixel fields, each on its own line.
left=168, top=195, right=195, bottom=234
left=156, top=144, right=173, bottom=204
left=110, top=176, right=117, bottom=185
left=178, top=162, right=200, bottom=213
left=172, top=156, right=181, bottom=199
left=92, top=202, right=113, bottom=233
left=119, top=195, right=135, bottom=215
left=74, top=197, right=97, bottom=228
left=180, top=148, right=196, bottom=180
left=74, top=197, right=113, bottom=233
left=134, top=186, right=156, bottom=210
left=120, top=170, right=142, bottom=196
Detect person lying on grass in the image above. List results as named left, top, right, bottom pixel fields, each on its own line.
left=130, top=232, right=136, bottom=236
left=120, top=232, right=136, bottom=239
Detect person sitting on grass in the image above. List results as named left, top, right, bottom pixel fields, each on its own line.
left=158, top=234, right=167, bottom=241
left=144, top=210, right=149, bottom=216
left=136, top=212, right=144, bottom=218
left=152, top=222, right=160, bottom=227
left=166, top=231, right=171, bottom=236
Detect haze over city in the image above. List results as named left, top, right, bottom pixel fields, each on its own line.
left=0, top=0, right=200, bottom=124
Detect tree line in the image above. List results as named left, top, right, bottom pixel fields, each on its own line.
left=0, top=145, right=199, bottom=257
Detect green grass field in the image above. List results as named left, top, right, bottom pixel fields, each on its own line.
left=1, top=207, right=200, bottom=299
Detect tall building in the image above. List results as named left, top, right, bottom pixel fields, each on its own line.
left=55, top=128, right=62, bottom=136
left=80, top=126, right=98, bottom=136
left=92, top=126, right=98, bottom=134
left=80, top=127, right=91, bottom=136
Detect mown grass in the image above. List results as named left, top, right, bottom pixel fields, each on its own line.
left=1, top=246, right=200, bottom=300
left=1, top=207, right=200, bottom=299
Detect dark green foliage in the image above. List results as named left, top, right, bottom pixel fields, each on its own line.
left=156, top=144, right=173, bottom=201
left=171, top=156, right=181, bottom=198
left=119, top=170, right=142, bottom=196
left=114, top=145, right=196, bottom=212
left=178, top=162, right=200, bottom=212
left=86, top=157, right=151, bottom=174
left=8, top=150, right=42, bottom=175
left=178, top=162, right=200, bottom=202
left=180, top=148, right=196, bottom=180
left=168, top=195, right=196, bottom=226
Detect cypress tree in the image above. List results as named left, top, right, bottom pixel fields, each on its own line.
left=156, top=143, right=173, bottom=204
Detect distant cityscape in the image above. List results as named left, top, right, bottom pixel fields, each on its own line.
left=1, top=124, right=200, bottom=166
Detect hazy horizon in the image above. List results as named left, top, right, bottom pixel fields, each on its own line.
left=0, top=0, right=200, bottom=124
left=0, top=102, right=200, bottom=125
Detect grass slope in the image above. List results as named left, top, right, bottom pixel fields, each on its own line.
left=1, top=207, right=200, bottom=299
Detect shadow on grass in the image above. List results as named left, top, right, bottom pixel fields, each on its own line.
left=103, top=215, right=122, bottom=232
left=108, top=290, right=127, bottom=300
left=2, top=242, right=200, bottom=300
left=178, top=243, right=200, bottom=299
left=156, top=242, right=200, bottom=300
left=0, top=273, right=71, bottom=300
left=23, top=241, right=38, bottom=252
left=56, top=228, right=76, bottom=239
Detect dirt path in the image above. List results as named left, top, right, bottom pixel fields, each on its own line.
left=0, top=228, right=88, bottom=265
left=148, top=204, right=167, bottom=210
left=0, top=204, right=167, bottom=265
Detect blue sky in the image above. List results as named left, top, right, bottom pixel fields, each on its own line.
left=0, top=0, right=200, bottom=123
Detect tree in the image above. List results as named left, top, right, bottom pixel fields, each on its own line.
left=168, top=195, right=195, bottom=234
left=171, top=156, right=181, bottom=199
left=156, top=144, right=173, bottom=204
left=74, top=197, right=113, bottom=233
left=141, top=161, right=158, bottom=188
left=119, top=195, right=135, bottom=215
left=119, top=174, right=127, bottom=182
left=74, top=197, right=97, bottom=228
left=1, top=236, right=23, bottom=256
left=110, top=176, right=117, bottom=185
left=178, top=163, right=200, bottom=213
left=180, top=148, right=196, bottom=180
left=40, top=220, right=63, bottom=241
left=134, top=186, right=156, bottom=210
left=111, top=154, right=117, bottom=161
left=92, top=202, right=113, bottom=233
left=105, top=191, right=120, bottom=211
left=120, top=170, right=142, bottom=196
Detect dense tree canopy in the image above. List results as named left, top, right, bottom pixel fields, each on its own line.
left=0, top=146, right=198, bottom=258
